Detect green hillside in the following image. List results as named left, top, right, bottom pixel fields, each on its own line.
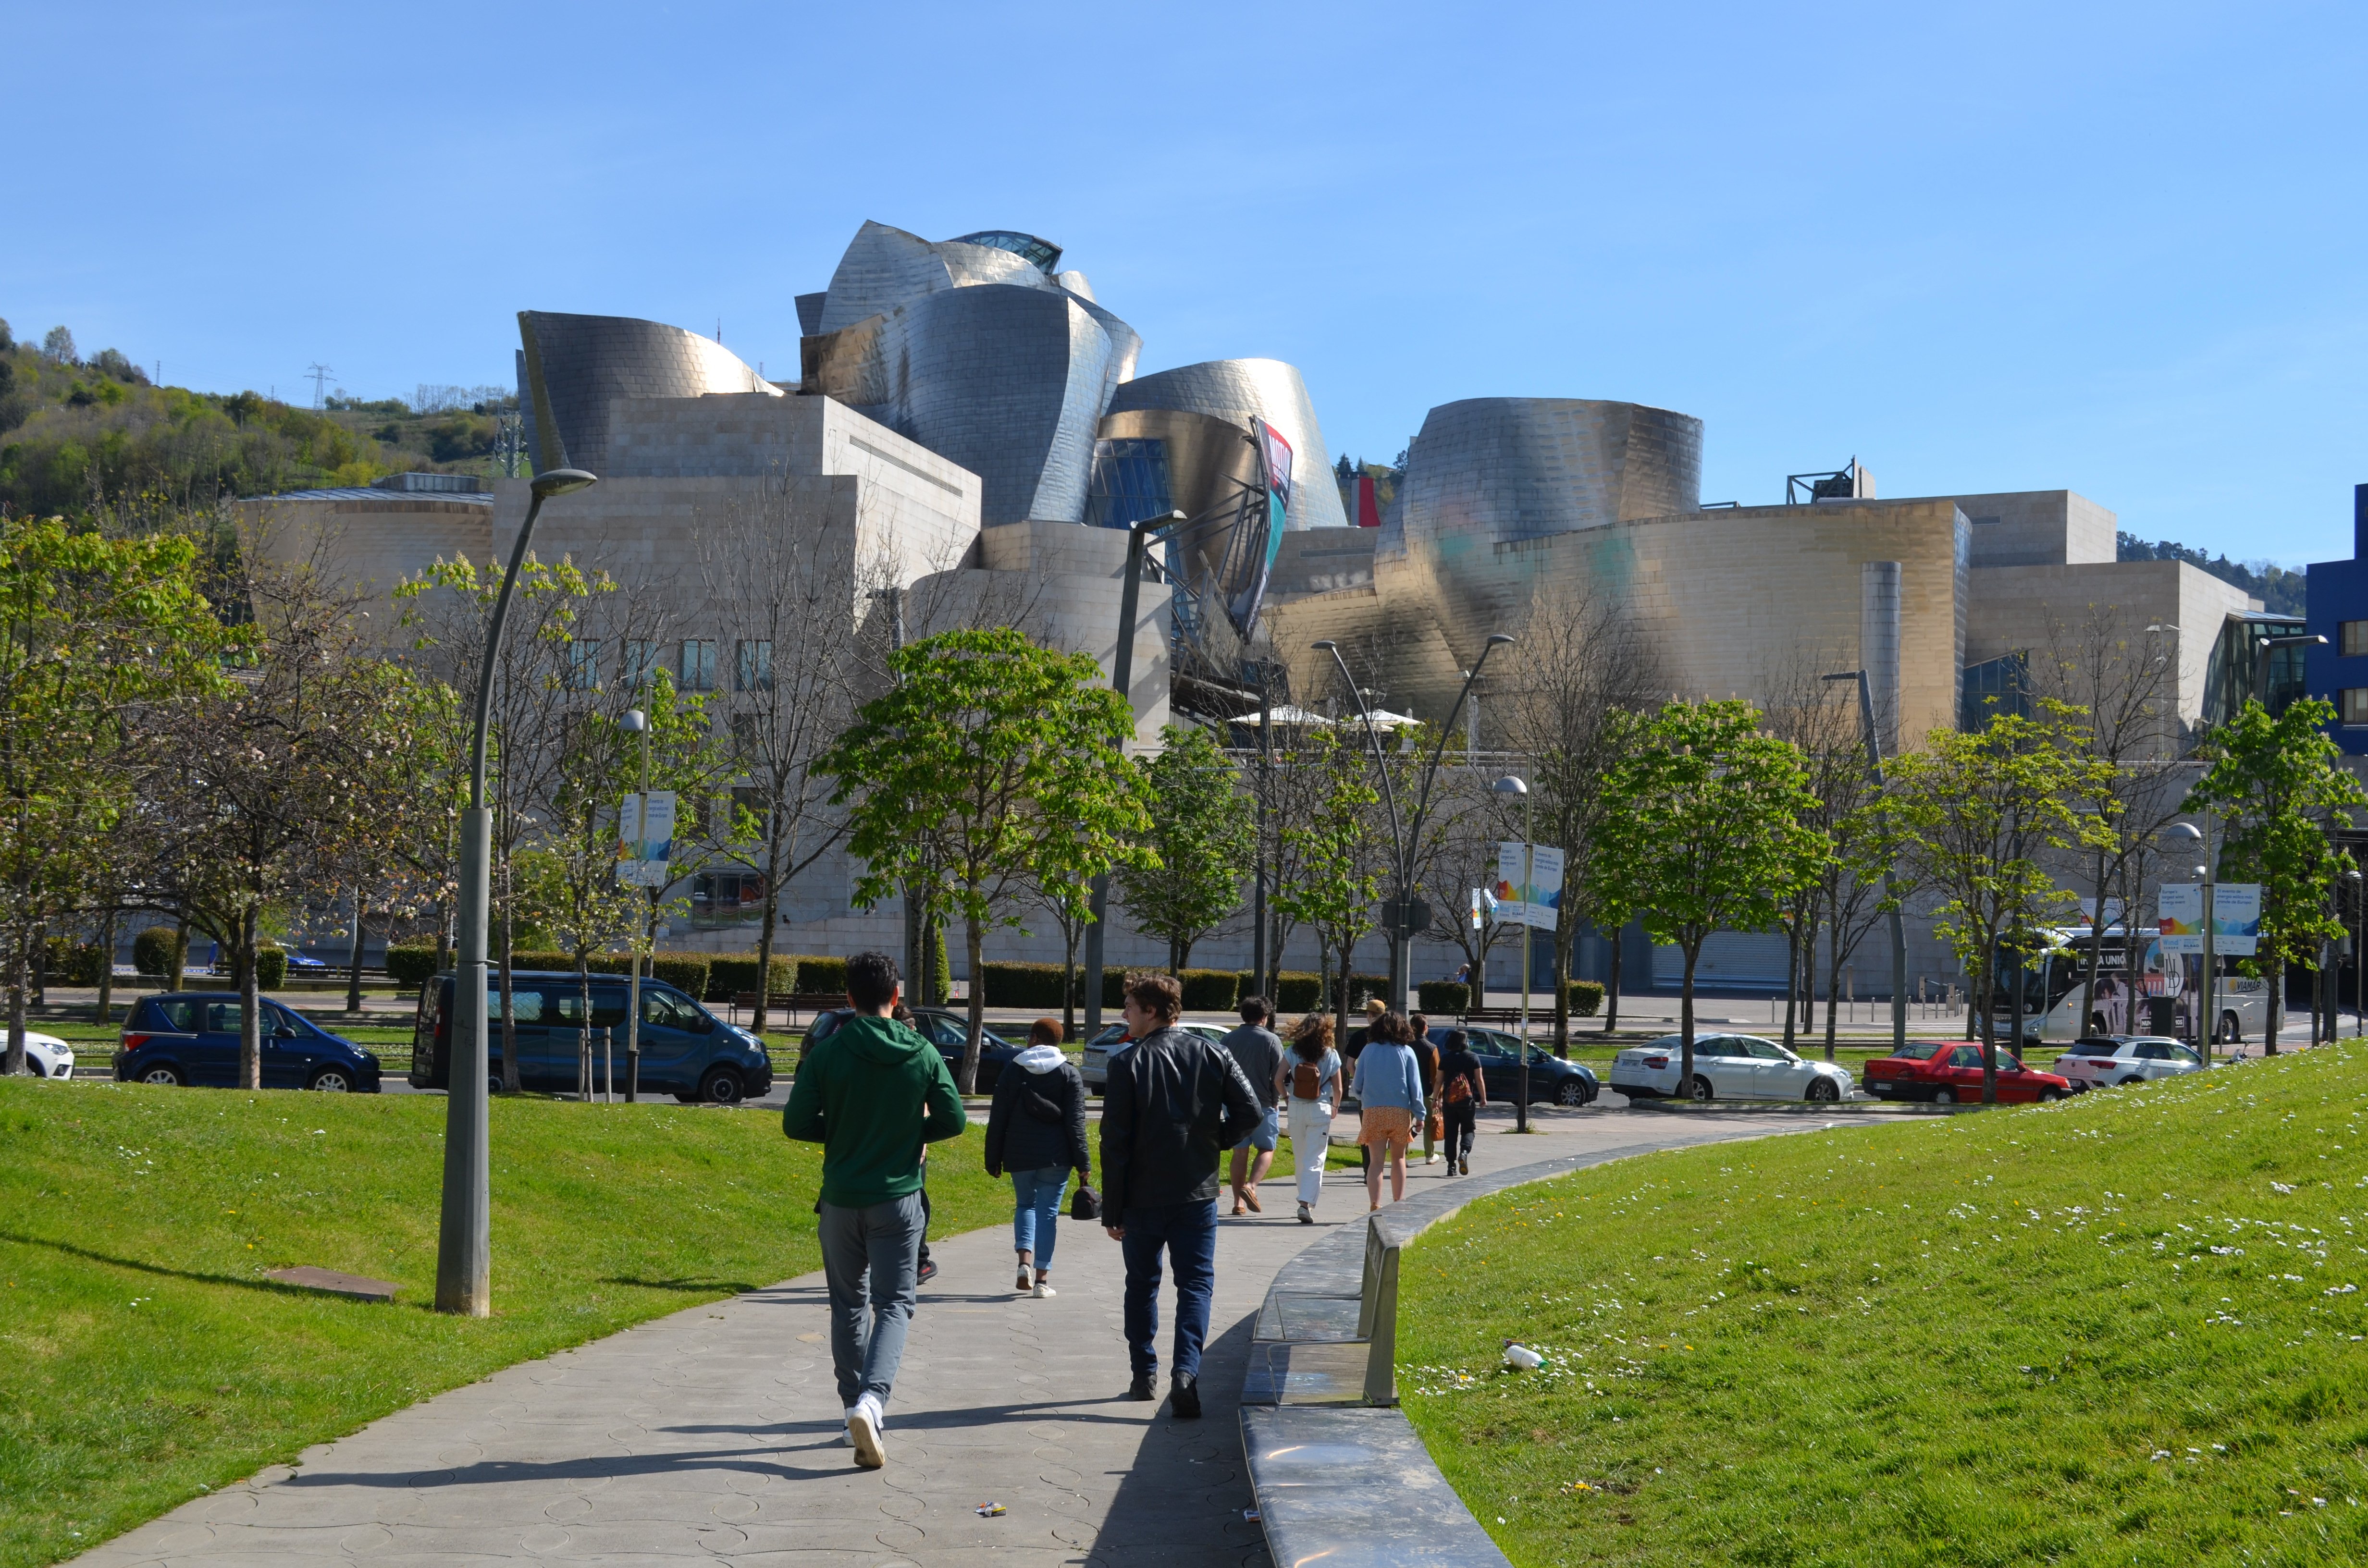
left=0, top=318, right=515, bottom=520
left=1401, top=1046, right=2368, bottom=1566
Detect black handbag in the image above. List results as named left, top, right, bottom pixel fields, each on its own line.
left=1069, top=1181, right=1101, bottom=1222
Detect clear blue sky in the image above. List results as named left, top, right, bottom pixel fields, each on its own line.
left=12, top=1, right=2364, bottom=562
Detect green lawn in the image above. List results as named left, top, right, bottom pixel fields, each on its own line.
left=1398, top=1043, right=2368, bottom=1566
left=0, top=1080, right=1015, bottom=1568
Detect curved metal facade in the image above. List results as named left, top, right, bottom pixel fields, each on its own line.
left=516, top=311, right=779, bottom=478
left=802, top=221, right=1140, bottom=527
left=1387, top=397, right=1702, bottom=560
left=1103, top=359, right=1350, bottom=532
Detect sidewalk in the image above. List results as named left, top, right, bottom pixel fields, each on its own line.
left=69, top=1104, right=1833, bottom=1568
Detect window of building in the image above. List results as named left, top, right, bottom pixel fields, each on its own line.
left=621, top=639, right=658, bottom=687
left=732, top=785, right=770, bottom=839
left=1085, top=438, right=1174, bottom=529
left=690, top=870, right=767, bottom=926
left=736, top=639, right=773, bottom=692
left=2343, top=621, right=2368, bottom=658
left=680, top=639, right=717, bottom=692
left=566, top=638, right=602, bottom=690
left=729, top=712, right=761, bottom=762
left=2343, top=687, right=2368, bottom=726
left=1959, top=651, right=2031, bottom=731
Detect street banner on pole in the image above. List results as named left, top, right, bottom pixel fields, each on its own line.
left=616, top=791, right=677, bottom=888
left=1494, top=843, right=1563, bottom=929
left=2157, top=883, right=2204, bottom=954
left=2211, top=883, right=2262, bottom=956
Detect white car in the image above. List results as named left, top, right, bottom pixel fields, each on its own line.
left=11, top=1031, right=76, bottom=1080
left=2050, top=1035, right=2207, bottom=1091
left=1610, top=1032, right=1857, bottom=1103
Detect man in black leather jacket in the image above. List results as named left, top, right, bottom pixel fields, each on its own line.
left=1099, top=972, right=1261, bottom=1418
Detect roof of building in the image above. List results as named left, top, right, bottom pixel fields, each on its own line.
left=239, top=486, right=493, bottom=505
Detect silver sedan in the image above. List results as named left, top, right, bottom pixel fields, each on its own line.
left=1610, top=1032, right=1856, bottom=1102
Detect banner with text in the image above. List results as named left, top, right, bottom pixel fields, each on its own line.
left=1494, top=842, right=1564, bottom=930
left=2156, top=882, right=2260, bottom=956
left=617, top=791, right=677, bottom=888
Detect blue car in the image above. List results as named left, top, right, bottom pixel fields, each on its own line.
left=1424, top=1024, right=1599, bottom=1106
left=116, top=993, right=383, bottom=1091
left=409, top=970, right=774, bottom=1104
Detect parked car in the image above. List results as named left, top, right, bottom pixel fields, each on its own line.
left=806, top=1006, right=1029, bottom=1091
left=2049, top=1035, right=2208, bottom=1091
left=408, top=971, right=771, bottom=1103
left=12, top=1030, right=76, bottom=1080
left=1080, top=1020, right=1233, bottom=1091
left=1428, top=1025, right=1600, bottom=1106
left=1610, top=1032, right=1853, bottom=1102
left=1860, top=1040, right=2071, bottom=1103
left=117, top=994, right=382, bottom=1091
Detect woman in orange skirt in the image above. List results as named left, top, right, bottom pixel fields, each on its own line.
left=1350, top=1010, right=1427, bottom=1209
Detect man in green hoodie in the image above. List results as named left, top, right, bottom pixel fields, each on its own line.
left=784, top=952, right=965, bottom=1470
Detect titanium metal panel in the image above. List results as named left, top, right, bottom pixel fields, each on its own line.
left=515, top=311, right=778, bottom=478
left=1390, top=397, right=1702, bottom=558
left=1105, top=359, right=1351, bottom=532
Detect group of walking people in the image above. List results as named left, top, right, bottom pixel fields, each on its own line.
left=780, top=955, right=1491, bottom=1471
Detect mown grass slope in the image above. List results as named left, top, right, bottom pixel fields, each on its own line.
left=1399, top=1045, right=2368, bottom=1566
left=0, top=1079, right=1009, bottom=1568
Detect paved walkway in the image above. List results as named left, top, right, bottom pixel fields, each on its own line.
left=74, top=1106, right=1855, bottom=1568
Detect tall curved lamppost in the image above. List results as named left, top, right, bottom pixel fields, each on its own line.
left=436, top=465, right=597, bottom=1316
left=1311, top=634, right=1513, bottom=1010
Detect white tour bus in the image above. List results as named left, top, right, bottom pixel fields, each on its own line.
left=1992, top=925, right=2269, bottom=1046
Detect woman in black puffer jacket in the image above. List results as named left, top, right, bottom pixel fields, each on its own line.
left=984, top=1018, right=1091, bottom=1298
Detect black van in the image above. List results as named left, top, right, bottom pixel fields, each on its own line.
left=409, top=970, right=774, bottom=1103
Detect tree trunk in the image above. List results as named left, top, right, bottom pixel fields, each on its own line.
left=95, top=907, right=116, bottom=1026
left=1679, top=940, right=1699, bottom=1095
left=2081, top=852, right=2109, bottom=1036
left=1334, top=941, right=1352, bottom=1048
left=1602, top=926, right=1622, bottom=1034
left=1978, top=946, right=1998, bottom=1104
left=346, top=894, right=368, bottom=1014
left=959, top=914, right=986, bottom=1095
left=172, top=915, right=190, bottom=984
left=1061, top=921, right=1079, bottom=1043
left=577, top=953, right=594, bottom=1101
left=239, top=904, right=263, bottom=1090
left=4, top=928, right=26, bottom=1077
left=1550, top=917, right=1570, bottom=1058
left=1823, top=922, right=1842, bottom=1061
left=497, top=900, right=520, bottom=1093
left=30, top=923, right=46, bottom=1008
left=1782, top=922, right=1800, bottom=1051
left=753, top=844, right=782, bottom=1037
left=433, top=903, right=450, bottom=977
left=2266, top=960, right=2284, bottom=1055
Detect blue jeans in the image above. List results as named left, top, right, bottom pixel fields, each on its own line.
left=1120, top=1199, right=1218, bottom=1383
left=818, top=1191, right=926, bottom=1409
left=1011, top=1166, right=1070, bottom=1269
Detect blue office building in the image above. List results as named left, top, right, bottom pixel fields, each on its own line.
left=2305, top=484, right=2368, bottom=754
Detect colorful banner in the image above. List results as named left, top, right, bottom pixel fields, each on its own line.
left=617, top=791, right=677, bottom=887
left=1494, top=843, right=1564, bottom=930
left=2156, top=882, right=2261, bottom=956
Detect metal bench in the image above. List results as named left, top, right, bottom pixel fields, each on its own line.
left=727, top=991, right=843, bottom=1027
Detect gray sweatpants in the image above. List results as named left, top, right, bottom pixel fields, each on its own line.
left=818, top=1191, right=926, bottom=1409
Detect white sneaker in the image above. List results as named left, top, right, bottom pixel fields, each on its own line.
left=1425, top=1153, right=1439, bottom=1165
left=848, top=1398, right=886, bottom=1469
left=1032, top=1281, right=1056, bottom=1298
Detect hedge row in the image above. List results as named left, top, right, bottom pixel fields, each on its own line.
left=383, top=946, right=848, bottom=1004
left=1415, top=978, right=1606, bottom=1017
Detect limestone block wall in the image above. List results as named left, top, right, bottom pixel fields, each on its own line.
left=1947, top=490, right=2118, bottom=568
left=235, top=496, right=493, bottom=651
left=1966, top=559, right=2257, bottom=746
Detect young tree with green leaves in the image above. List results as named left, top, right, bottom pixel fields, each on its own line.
left=1272, top=726, right=1387, bottom=1042
left=0, top=517, right=232, bottom=1076
left=2183, top=696, right=2368, bottom=1052
left=1887, top=704, right=2112, bottom=1099
left=822, top=627, right=1155, bottom=1093
left=1115, top=724, right=1254, bottom=974
left=1596, top=700, right=1827, bottom=1096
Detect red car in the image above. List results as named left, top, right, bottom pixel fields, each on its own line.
left=1861, top=1041, right=2071, bottom=1104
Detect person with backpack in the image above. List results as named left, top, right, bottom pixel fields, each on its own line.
left=984, top=1017, right=1089, bottom=1298
left=1100, top=973, right=1262, bottom=1418
left=1278, top=1013, right=1343, bottom=1224
left=1350, top=1009, right=1426, bottom=1210
left=1408, top=1011, right=1441, bottom=1165
left=1435, top=1028, right=1488, bottom=1176
left=783, top=952, right=965, bottom=1470
left=1221, top=996, right=1286, bottom=1214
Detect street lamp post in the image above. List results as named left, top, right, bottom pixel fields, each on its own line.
left=1822, top=669, right=1907, bottom=1053
left=1314, top=635, right=1513, bottom=1009
left=2349, top=868, right=2364, bottom=1039
left=436, top=466, right=597, bottom=1317
left=1491, top=773, right=1533, bottom=1132
left=620, top=707, right=651, bottom=1103
left=2165, top=820, right=2214, bottom=1056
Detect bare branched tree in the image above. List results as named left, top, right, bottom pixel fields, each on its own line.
left=1499, top=585, right=1665, bottom=1049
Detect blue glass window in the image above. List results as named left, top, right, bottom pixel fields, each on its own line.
left=950, top=231, right=1062, bottom=274
left=1086, top=439, right=1175, bottom=530
left=1959, top=652, right=2031, bottom=731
